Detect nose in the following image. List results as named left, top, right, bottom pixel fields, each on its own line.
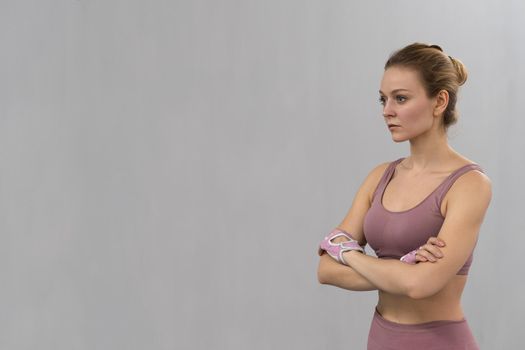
left=382, top=98, right=395, bottom=118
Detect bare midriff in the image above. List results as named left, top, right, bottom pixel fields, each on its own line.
left=376, top=275, right=467, bottom=324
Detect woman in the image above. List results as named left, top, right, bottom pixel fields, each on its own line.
left=317, top=43, right=492, bottom=349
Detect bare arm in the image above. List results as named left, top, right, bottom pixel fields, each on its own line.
left=318, top=252, right=377, bottom=291
left=341, top=170, right=492, bottom=299
left=317, top=163, right=389, bottom=290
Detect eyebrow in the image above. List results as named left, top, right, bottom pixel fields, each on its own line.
left=379, top=89, right=411, bottom=95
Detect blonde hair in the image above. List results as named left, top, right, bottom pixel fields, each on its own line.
left=384, top=43, right=468, bottom=132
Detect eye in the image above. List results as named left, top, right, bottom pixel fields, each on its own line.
left=396, top=95, right=407, bottom=103
left=378, top=96, right=386, bottom=105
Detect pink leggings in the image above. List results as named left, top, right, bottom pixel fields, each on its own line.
left=367, top=307, right=480, bottom=350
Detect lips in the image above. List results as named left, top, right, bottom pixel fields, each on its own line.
left=388, top=124, right=400, bottom=127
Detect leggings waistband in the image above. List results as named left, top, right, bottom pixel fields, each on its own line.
left=369, top=307, right=479, bottom=349
left=373, top=307, right=467, bottom=332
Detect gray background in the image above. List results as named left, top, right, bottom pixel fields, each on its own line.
left=0, top=0, right=522, bottom=349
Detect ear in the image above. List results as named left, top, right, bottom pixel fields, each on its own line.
left=433, top=90, right=449, bottom=117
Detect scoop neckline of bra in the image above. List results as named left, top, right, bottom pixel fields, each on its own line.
left=379, top=157, right=480, bottom=214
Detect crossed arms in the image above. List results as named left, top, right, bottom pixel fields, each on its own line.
left=317, top=164, right=492, bottom=299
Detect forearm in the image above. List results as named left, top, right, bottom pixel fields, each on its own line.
left=342, top=250, right=414, bottom=296
left=317, top=253, right=377, bottom=291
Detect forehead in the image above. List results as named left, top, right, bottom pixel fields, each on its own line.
left=380, top=66, right=424, bottom=94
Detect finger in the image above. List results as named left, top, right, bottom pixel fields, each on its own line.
left=415, top=254, right=428, bottom=262
left=428, top=236, right=445, bottom=247
left=417, top=250, right=437, bottom=262
left=424, top=244, right=444, bottom=258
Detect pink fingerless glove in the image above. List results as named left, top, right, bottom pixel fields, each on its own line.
left=318, top=228, right=365, bottom=265
left=400, top=249, right=418, bottom=264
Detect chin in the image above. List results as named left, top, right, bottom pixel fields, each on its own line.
left=391, top=136, right=408, bottom=143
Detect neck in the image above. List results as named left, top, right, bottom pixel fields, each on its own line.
left=404, top=127, right=457, bottom=172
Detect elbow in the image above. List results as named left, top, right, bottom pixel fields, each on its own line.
left=407, top=285, right=426, bottom=300
left=317, top=266, right=328, bottom=284
left=406, top=279, right=439, bottom=300
left=317, top=259, right=330, bottom=284
left=317, top=273, right=326, bottom=284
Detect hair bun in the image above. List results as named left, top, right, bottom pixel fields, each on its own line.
left=449, top=56, right=468, bottom=86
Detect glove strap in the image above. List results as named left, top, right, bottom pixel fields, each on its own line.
left=318, top=228, right=365, bottom=265
left=400, top=249, right=418, bottom=264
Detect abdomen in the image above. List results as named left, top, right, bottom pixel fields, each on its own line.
left=376, top=275, right=468, bottom=324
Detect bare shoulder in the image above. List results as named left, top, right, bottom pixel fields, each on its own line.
left=451, top=166, right=492, bottom=195
left=447, top=168, right=492, bottom=212
left=335, top=160, right=392, bottom=245
left=362, top=161, right=391, bottom=202
left=368, top=161, right=391, bottom=177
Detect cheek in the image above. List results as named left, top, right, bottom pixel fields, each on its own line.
left=400, top=102, right=432, bottom=126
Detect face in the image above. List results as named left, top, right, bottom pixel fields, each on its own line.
left=379, top=66, right=440, bottom=142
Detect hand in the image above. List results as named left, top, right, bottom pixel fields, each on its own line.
left=318, top=228, right=351, bottom=256
left=318, top=235, right=347, bottom=256
left=330, top=235, right=350, bottom=244
left=400, top=237, right=446, bottom=264
left=416, top=237, right=446, bottom=263
left=318, top=228, right=365, bottom=264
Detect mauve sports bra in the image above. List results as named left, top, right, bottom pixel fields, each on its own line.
left=363, top=157, right=484, bottom=275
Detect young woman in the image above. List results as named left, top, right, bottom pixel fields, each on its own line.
left=317, top=43, right=492, bottom=349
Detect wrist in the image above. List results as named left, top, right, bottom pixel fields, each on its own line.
left=342, top=249, right=362, bottom=265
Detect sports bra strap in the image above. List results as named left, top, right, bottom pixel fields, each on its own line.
left=371, top=159, right=484, bottom=207
left=371, top=158, right=403, bottom=202
left=434, top=163, right=484, bottom=206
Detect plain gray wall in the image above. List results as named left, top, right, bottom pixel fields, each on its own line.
left=0, top=0, right=522, bottom=349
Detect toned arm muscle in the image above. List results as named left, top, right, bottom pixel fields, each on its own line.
left=317, top=162, right=389, bottom=291
left=342, top=170, right=492, bottom=299
left=317, top=254, right=377, bottom=291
